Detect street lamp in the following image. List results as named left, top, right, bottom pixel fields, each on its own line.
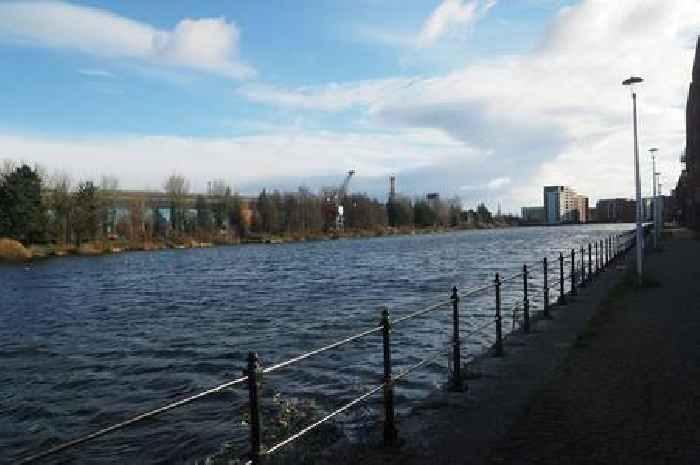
left=656, top=174, right=663, bottom=234
left=649, top=147, right=658, bottom=249
left=623, top=76, right=644, bottom=285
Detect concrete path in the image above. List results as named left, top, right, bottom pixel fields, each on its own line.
left=486, top=233, right=700, bottom=464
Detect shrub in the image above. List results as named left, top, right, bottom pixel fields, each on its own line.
left=0, top=238, right=32, bottom=260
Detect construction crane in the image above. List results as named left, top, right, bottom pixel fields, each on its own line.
left=335, top=170, right=355, bottom=231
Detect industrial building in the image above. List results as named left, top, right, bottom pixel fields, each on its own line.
left=674, top=36, right=700, bottom=231
left=543, top=186, right=589, bottom=224
left=521, top=206, right=545, bottom=224
left=595, top=198, right=636, bottom=223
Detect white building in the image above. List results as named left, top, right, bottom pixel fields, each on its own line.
left=544, top=186, right=589, bottom=224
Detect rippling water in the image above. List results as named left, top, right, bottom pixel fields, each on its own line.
left=0, top=225, right=631, bottom=464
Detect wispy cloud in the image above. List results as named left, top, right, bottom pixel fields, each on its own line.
left=0, top=1, right=255, bottom=79
left=419, top=0, right=482, bottom=46
left=78, top=68, right=115, bottom=78
left=355, top=0, right=497, bottom=49
left=0, top=128, right=470, bottom=193
left=237, top=78, right=420, bottom=112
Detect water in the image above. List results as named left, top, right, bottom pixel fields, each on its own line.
left=0, top=225, right=631, bottom=464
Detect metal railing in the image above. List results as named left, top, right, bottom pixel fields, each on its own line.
left=18, top=230, right=639, bottom=465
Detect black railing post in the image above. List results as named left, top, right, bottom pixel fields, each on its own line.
left=543, top=257, right=550, bottom=318
left=449, top=287, right=463, bottom=392
left=570, top=249, right=577, bottom=296
left=600, top=240, right=605, bottom=270
left=604, top=238, right=608, bottom=267
left=580, top=246, right=586, bottom=288
left=246, top=352, right=263, bottom=465
left=495, top=273, right=503, bottom=356
left=523, top=264, right=530, bottom=333
left=558, top=252, right=566, bottom=305
left=380, top=307, right=397, bottom=446
left=588, top=243, right=592, bottom=281
left=595, top=241, right=599, bottom=274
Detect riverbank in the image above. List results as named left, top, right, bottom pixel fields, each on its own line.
left=322, top=229, right=698, bottom=465
left=0, top=221, right=517, bottom=262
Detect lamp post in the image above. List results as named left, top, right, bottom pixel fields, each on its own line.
left=649, top=147, right=658, bottom=249
left=657, top=178, right=663, bottom=234
left=623, top=76, right=644, bottom=286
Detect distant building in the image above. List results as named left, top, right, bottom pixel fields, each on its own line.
left=588, top=207, right=598, bottom=223
left=596, top=198, right=636, bottom=223
left=575, top=195, right=589, bottom=223
left=678, top=36, right=700, bottom=231
left=543, top=186, right=589, bottom=224
left=521, top=206, right=545, bottom=224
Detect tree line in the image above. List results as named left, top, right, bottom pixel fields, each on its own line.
left=0, top=161, right=506, bottom=247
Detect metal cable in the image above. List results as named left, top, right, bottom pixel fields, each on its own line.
left=264, top=383, right=384, bottom=456
left=457, top=282, right=495, bottom=299
left=501, top=272, right=524, bottom=283
left=19, top=375, right=248, bottom=464
left=394, top=347, right=450, bottom=382
left=464, top=313, right=496, bottom=318
left=393, top=300, right=451, bottom=326
left=263, top=325, right=383, bottom=374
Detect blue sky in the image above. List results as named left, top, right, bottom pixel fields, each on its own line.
left=0, top=0, right=696, bottom=211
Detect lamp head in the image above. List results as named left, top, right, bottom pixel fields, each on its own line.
left=649, top=147, right=658, bottom=154
left=622, top=76, right=644, bottom=94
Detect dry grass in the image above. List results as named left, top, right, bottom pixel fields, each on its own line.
left=0, top=238, right=32, bottom=261
left=77, top=241, right=104, bottom=256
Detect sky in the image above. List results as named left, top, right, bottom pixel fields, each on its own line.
left=0, top=0, right=697, bottom=212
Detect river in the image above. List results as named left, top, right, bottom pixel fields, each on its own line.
left=0, top=224, right=632, bottom=464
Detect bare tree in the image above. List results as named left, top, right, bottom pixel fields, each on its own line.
left=208, top=179, right=231, bottom=232
left=99, top=175, right=119, bottom=237
left=128, top=195, right=147, bottom=241
left=1, top=159, right=16, bottom=178
left=164, top=174, right=190, bottom=233
left=47, top=172, right=73, bottom=244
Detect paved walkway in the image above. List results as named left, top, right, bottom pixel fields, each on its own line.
left=487, top=233, right=700, bottom=464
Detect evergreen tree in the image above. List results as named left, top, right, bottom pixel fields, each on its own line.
left=0, top=164, right=46, bottom=244
left=72, top=181, right=100, bottom=244
left=476, top=203, right=492, bottom=223
left=387, top=197, right=414, bottom=227
left=414, top=199, right=437, bottom=227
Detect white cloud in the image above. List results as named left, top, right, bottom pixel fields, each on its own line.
left=237, top=78, right=421, bottom=112
left=487, top=176, right=511, bottom=190
left=78, top=68, right=115, bottom=78
left=0, top=1, right=254, bottom=79
left=239, top=0, right=697, bottom=210
left=418, top=0, right=478, bottom=46
left=354, top=0, right=496, bottom=50
left=0, top=128, right=472, bottom=194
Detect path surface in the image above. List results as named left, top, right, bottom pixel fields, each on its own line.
left=336, top=232, right=700, bottom=465
left=487, top=233, right=700, bottom=464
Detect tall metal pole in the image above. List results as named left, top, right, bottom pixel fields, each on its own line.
left=658, top=182, right=663, bottom=235
left=632, top=91, right=643, bottom=285
left=650, top=149, right=657, bottom=249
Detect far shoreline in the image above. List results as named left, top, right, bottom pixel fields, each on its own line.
left=0, top=222, right=521, bottom=263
